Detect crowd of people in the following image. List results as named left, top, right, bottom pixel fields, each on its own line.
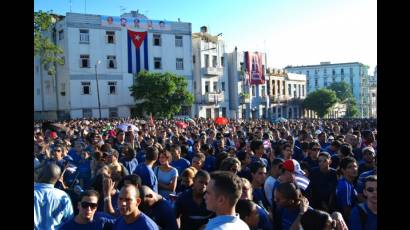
left=34, top=117, right=377, bottom=230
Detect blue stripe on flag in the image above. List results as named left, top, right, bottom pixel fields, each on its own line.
left=127, top=35, right=132, bottom=73
left=295, top=174, right=310, bottom=190
left=136, top=47, right=140, bottom=74
left=144, top=35, right=148, bottom=70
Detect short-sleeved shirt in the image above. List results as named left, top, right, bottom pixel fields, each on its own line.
left=204, top=214, right=249, bottom=230
left=264, top=176, right=277, bottom=207
left=60, top=211, right=116, bottom=230
left=120, top=157, right=139, bottom=176
left=144, top=199, right=178, bottom=230
left=252, top=187, right=270, bottom=211
left=154, top=166, right=178, bottom=199
left=133, top=163, right=158, bottom=193
left=336, top=178, right=358, bottom=210
left=302, top=156, right=319, bottom=169
left=174, top=188, right=214, bottom=230
left=170, top=158, right=191, bottom=175
left=349, top=202, right=377, bottom=230
left=256, top=204, right=272, bottom=230
left=113, top=212, right=159, bottom=230
left=203, top=155, right=216, bottom=172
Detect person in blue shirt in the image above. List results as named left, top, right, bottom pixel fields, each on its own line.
left=330, top=143, right=354, bottom=169
left=174, top=170, right=214, bottom=230
left=349, top=175, right=377, bottom=230
left=302, top=141, right=320, bottom=169
left=336, top=156, right=359, bottom=222
left=170, top=144, right=191, bottom=175
left=119, top=143, right=139, bottom=176
left=202, top=144, right=216, bottom=172
left=113, top=184, right=159, bottom=229
left=318, top=132, right=330, bottom=151
left=139, top=185, right=179, bottom=230
left=60, top=190, right=116, bottom=230
left=68, top=141, right=86, bottom=166
left=250, top=140, right=269, bottom=170
left=133, top=146, right=159, bottom=193
left=204, top=171, right=249, bottom=230
left=34, top=163, right=74, bottom=229
left=357, top=147, right=375, bottom=176
left=249, top=162, right=270, bottom=211
left=273, top=182, right=312, bottom=230
left=356, top=160, right=377, bottom=202
left=325, top=140, right=342, bottom=157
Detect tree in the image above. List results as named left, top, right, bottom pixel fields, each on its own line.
left=327, top=82, right=354, bottom=102
left=302, top=88, right=338, bottom=118
left=129, top=71, right=194, bottom=118
left=327, top=82, right=359, bottom=118
left=34, top=11, right=64, bottom=76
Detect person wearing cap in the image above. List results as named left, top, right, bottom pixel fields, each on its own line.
left=357, top=147, right=375, bottom=176
left=305, top=152, right=338, bottom=212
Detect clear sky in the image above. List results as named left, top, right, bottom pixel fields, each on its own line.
left=35, top=0, right=377, bottom=74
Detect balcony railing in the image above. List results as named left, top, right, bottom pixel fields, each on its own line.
left=202, top=92, right=224, bottom=104
left=201, top=67, right=223, bottom=76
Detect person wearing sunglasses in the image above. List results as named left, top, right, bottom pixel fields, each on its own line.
left=349, top=175, right=377, bottom=230
left=301, top=141, right=321, bottom=169
left=60, top=190, right=115, bottom=230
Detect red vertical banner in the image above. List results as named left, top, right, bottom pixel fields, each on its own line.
left=244, top=51, right=251, bottom=85
left=250, top=52, right=265, bottom=85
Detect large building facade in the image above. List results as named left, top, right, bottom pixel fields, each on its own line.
left=34, top=11, right=193, bottom=120
left=266, top=69, right=307, bottom=119
left=226, top=48, right=268, bottom=119
left=191, top=26, right=228, bottom=118
left=285, top=62, right=371, bottom=118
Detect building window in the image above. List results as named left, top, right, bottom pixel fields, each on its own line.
left=58, top=30, right=64, bottom=40
left=332, top=69, right=335, bottom=76
left=221, top=56, right=224, bottom=67
left=153, top=34, right=161, bottom=46
left=61, top=83, right=66, bottom=96
left=332, top=76, right=336, bottom=82
left=350, top=67, right=353, bottom=75
left=154, top=57, right=162, bottom=69
left=81, top=82, right=91, bottom=95
left=298, top=84, right=301, bottom=97
left=82, top=109, right=92, bottom=118
left=45, top=80, right=51, bottom=95
left=36, top=88, right=41, bottom=95
left=176, top=58, right=184, bottom=70
left=350, top=76, right=354, bottom=89
left=262, top=86, right=266, bottom=97
left=108, top=81, right=117, bottom=95
left=341, top=68, right=344, bottom=75
left=277, top=80, right=280, bottom=95
left=109, top=108, right=118, bottom=118
left=302, top=85, right=305, bottom=96
left=222, top=107, right=227, bottom=117
left=252, top=85, right=256, bottom=96
left=175, top=35, right=183, bottom=47
left=212, top=56, right=217, bottom=67
left=194, top=81, right=196, bottom=90
left=315, top=78, right=318, bottom=87
left=341, top=75, right=345, bottom=81
left=221, top=82, right=225, bottom=91
left=306, top=70, right=309, bottom=77
left=314, top=69, right=319, bottom=75
left=288, top=84, right=292, bottom=95
left=205, top=81, right=210, bottom=93
left=106, top=31, right=115, bottom=44
left=272, top=80, right=276, bottom=95
left=324, top=68, right=327, bottom=75
left=213, top=82, right=217, bottom=92
left=80, top=55, right=90, bottom=68
left=306, top=80, right=309, bottom=90
left=107, top=55, right=117, bottom=69
left=324, top=77, right=328, bottom=86
left=79, top=29, right=89, bottom=43
left=204, top=54, right=209, bottom=67
left=193, top=55, right=195, bottom=64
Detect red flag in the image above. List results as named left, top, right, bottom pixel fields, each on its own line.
left=149, top=113, right=154, bottom=126
left=128, top=30, right=147, bottom=48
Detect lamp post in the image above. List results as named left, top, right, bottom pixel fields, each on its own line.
left=95, top=60, right=102, bottom=119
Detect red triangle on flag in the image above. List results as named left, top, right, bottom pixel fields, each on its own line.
left=128, top=30, right=147, bottom=48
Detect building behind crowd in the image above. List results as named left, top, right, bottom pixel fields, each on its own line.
left=191, top=26, right=229, bottom=118
left=285, top=62, right=373, bottom=118
left=226, top=48, right=268, bottom=119
left=34, top=11, right=193, bottom=120
left=368, top=65, right=377, bottom=118
left=266, top=68, right=307, bottom=119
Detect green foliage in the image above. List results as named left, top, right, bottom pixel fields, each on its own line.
left=34, top=11, right=64, bottom=76
left=302, top=88, right=338, bottom=118
left=129, top=71, right=194, bottom=118
left=327, top=82, right=354, bottom=102
left=345, top=98, right=360, bottom=118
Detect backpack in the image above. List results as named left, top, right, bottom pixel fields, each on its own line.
left=357, top=203, right=368, bottom=230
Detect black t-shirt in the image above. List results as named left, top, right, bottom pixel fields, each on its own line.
left=307, top=167, right=338, bottom=211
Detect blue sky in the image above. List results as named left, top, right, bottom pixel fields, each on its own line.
left=35, top=0, right=377, bottom=74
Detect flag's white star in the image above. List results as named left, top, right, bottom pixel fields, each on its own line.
left=135, top=35, right=140, bottom=41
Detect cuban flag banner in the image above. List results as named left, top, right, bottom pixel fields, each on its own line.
left=127, top=30, right=149, bottom=74
left=245, top=51, right=265, bottom=85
